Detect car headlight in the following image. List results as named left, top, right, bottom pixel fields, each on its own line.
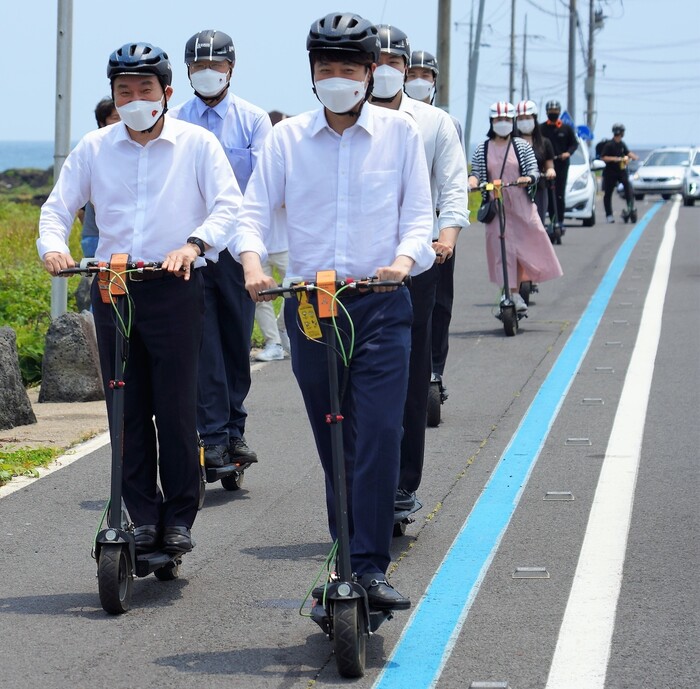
left=571, top=171, right=589, bottom=191
left=632, top=173, right=640, bottom=181
left=668, top=177, right=681, bottom=183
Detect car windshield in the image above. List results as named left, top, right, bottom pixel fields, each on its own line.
left=570, top=143, right=587, bottom=165
left=644, top=150, right=690, bottom=167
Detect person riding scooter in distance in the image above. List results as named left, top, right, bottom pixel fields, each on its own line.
left=600, top=123, right=638, bottom=223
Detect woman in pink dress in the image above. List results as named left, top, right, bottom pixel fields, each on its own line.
left=469, top=101, right=563, bottom=314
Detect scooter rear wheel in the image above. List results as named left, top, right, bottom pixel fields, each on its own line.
left=502, top=305, right=518, bottom=337
left=427, top=382, right=441, bottom=427
left=98, top=544, right=133, bottom=614
left=333, top=599, right=367, bottom=678
left=154, top=557, right=181, bottom=582
left=221, top=470, right=244, bottom=491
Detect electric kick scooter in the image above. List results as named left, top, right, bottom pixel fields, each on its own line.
left=197, top=444, right=254, bottom=509
left=621, top=196, right=638, bottom=224
left=474, top=180, right=529, bottom=337
left=259, top=271, right=403, bottom=678
left=546, top=176, right=562, bottom=244
left=59, top=255, right=185, bottom=614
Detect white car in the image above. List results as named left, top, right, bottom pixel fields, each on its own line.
left=631, top=146, right=692, bottom=200
left=682, top=147, right=700, bottom=207
left=565, top=139, right=602, bottom=227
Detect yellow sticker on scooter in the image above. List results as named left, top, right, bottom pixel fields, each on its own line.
left=298, top=294, right=322, bottom=340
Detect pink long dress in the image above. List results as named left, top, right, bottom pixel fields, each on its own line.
left=485, top=139, right=563, bottom=286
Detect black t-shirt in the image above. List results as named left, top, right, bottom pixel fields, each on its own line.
left=601, top=139, right=630, bottom=173
left=539, top=120, right=578, bottom=158
left=530, top=137, right=555, bottom=187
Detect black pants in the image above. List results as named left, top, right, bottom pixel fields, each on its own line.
left=197, top=250, right=255, bottom=446
left=400, top=265, right=439, bottom=493
left=431, top=252, right=455, bottom=377
left=603, top=169, right=633, bottom=216
left=549, top=159, right=570, bottom=225
left=92, top=272, right=204, bottom=529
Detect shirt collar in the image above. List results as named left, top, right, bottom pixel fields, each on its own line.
left=310, top=102, right=374, bottom=138
left=194, top=91, right=231, bottom=119
left=113, top=115, right=177, bottom=145
left=397, top=93, right=417, bottom=121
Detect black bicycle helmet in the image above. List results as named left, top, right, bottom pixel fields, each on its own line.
left=107, top=42, right=172, bottom=87
left=545, top=99, right=561, bottom=112
left=307, top=13, right=380, bottom=62
left=409, top=50, right=439, bottom=75
left=612, top=122, right=625, bottom=135
left=376, top=25, right=411, bottom=62
left=185, top=30, right=235, bottom=66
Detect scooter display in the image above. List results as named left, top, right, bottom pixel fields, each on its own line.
left=259, top=272, right=404, bottom=678
left=473, top=180, right=530, bottom=336
left=59, top=256, right=187, bottom=614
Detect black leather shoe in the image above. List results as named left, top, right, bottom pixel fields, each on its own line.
left=203, top=444, right=228, bottom=468
left=395, top=488, right=417, bottom=513
left=229, top=436, right=258, bottom=464
left=162, top=526, right=193, bottom=554
left=133, top=524, right=159, bottom=553
left=360, top=573, right=411, bottom=611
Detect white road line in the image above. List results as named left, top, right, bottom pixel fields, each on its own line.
left=0, top=431, right=110, bottom=500
left=545, top=201, right=679, bottom=688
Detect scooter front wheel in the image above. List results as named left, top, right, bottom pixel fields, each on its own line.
left=98, top=544, right=133, bottom=614
left=427, top=382, right=441, bottom=427
left=501, top=305, right=519, bottom=337
left=333, top=599, right=367, bottom=678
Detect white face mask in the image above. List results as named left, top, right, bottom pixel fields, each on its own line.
left=116, top=97, right=165, bottom=132
left=493, top=120, right=513, bottom=137
left=517, top=118, right=535, bottom=134
left=372, top=64, right=405, bottom=99
left=314, top=77, right=367, bottom=114
left=190, top=68, right=229, bottom=98
left=405, top=78, right=434, bottom=102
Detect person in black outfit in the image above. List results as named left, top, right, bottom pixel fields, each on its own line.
left=515, top=100, right=555, bottom=225
left=539, top=99, right=578, bottom=235
left=600, top=123, right=639, bottom=222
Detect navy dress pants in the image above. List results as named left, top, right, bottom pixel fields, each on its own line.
left=197, top=250, right=256, bottom=446
left=91, top=272, right=204, bottom=529
left=285, top=288, right=412, bottom=576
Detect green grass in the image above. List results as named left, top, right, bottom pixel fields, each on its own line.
left=0, top=446, right=61, bottom=486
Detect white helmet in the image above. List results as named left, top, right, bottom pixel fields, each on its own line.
left=489, top=101, right=515, bottom=119
left=515, top=100, right=537, bottom=117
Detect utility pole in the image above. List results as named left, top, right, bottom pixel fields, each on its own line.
left=567, top=0, right=577, bottom=121
left=51, top=0, right=73, bottom=319
left=436, top=0, right=451, bottom=109
left=509, top=0, right=517, bottom=103
left=585, top=0, right=597, bottom=138
left=521, top=15, right=528, bottom=100
left=465, top=0, right=486, bottom=156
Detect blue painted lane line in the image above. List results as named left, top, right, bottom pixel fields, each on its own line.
left=374, top=202, right=664, bottom=689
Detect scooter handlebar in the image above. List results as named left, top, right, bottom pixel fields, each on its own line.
left=57, top=259, right=164, bottom=276
left=258, top=275, right=410, bottom=298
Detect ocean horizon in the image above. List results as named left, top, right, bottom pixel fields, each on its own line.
left=0, top=141, right=64, bottom=173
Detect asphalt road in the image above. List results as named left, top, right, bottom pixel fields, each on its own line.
left=1, top=196, right=698, bottom=689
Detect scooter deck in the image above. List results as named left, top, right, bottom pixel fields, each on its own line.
left=205, top=461, right=252, bottom=483
left=394, top=497, right=423, bottom=524
left=310, top=595, right=394, bottom=635
left=134, top=550, right=182, bottom=578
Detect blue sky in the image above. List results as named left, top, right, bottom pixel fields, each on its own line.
left=2, top=0, right=697, bottom=149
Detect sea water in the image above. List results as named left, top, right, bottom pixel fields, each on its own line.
left=0, top=141, right=59, bottom=172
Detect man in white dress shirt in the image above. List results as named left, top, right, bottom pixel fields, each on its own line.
left=230, top=13, right=435, bottom=611
left=38, top=42, right=242, bottom=555
left=370, top=25, right=469, bottom=516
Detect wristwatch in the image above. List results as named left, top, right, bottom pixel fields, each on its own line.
left=186, top=236, right=206, bottom=258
